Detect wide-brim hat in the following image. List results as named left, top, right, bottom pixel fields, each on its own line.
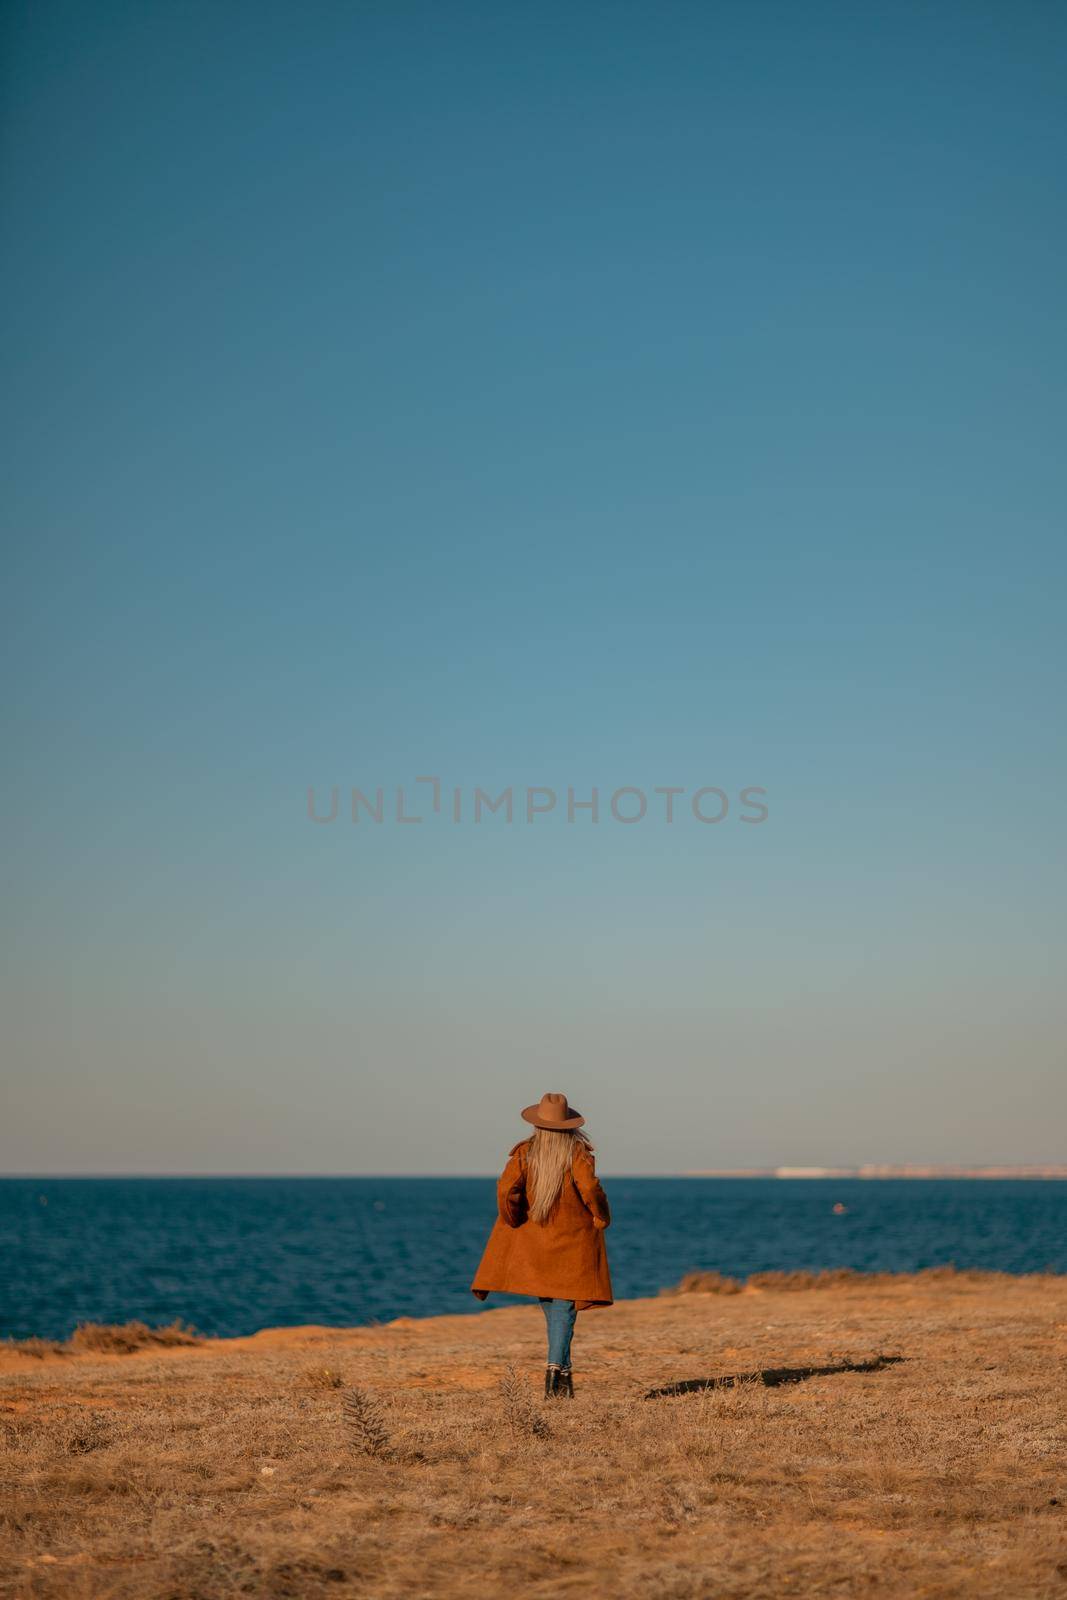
left=521, top=1092, right=585, bottom=1130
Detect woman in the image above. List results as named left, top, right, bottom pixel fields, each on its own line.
left=471, top=1092, right=612, bottom=1397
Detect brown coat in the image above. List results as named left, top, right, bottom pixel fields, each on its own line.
left=470, top=1139, right=613, bottom=1309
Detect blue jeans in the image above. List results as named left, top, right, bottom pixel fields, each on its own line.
left=539, top=1297, right=577, bottom=1367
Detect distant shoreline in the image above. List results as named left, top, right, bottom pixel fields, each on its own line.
left=2, top=1167, right=1067, bottom=1180
left=681, top=1166, right=1067, bottom=1179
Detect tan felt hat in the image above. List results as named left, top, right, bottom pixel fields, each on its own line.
left=520, top=1091, right=585, bottom=1131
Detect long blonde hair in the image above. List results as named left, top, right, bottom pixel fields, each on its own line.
left=526, top=1128, right=593, bottom=1223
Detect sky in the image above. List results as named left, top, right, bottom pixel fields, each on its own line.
left=2, top=0, right=1064, bottom=1175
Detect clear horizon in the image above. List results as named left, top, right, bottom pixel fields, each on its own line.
left=3, top=1167, right=1066, bottom=1181
left=3, top=1, right=1065, bottom=1175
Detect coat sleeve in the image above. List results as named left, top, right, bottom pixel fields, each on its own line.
left=572, top=1149, right=611, bottom=1229
left=496, top=1147, right=527, bottom=1227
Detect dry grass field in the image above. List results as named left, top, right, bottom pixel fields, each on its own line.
left=2, top=1271, right=1065, bottom=1599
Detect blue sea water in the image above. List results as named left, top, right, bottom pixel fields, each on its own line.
left=1, top=1177, right=1064, bottom=1342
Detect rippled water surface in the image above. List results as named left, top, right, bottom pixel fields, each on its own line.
left=2, top=1177, right=1064, bottom=1340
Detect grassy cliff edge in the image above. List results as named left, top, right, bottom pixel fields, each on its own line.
left=2, top=1272, right=1065, bottom=1598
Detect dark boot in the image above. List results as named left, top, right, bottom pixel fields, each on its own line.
left=544, top=1365, right=560, bottom=1398
left=558, top=1368, right=574, bottom=1399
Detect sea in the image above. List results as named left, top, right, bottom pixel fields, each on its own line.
left=2, top=1177, right=1065, bottom=1342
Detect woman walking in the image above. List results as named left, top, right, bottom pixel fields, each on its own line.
left=471, top=1092, right=612, bottom=1397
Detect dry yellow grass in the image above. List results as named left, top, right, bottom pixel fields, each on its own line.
left=1, top=1272, right=1065, bottom=1598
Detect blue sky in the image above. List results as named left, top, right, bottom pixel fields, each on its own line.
left=2, top=0, right=1064, bottom=1173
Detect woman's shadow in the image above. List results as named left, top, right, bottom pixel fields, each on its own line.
left=644, top=1353, right=904, bottom=1399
